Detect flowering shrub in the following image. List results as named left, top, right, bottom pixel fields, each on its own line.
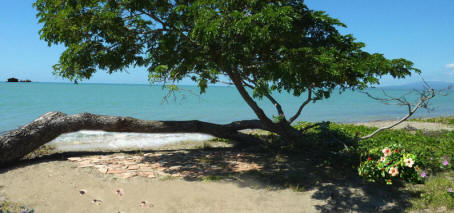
left=358, top=145, right=424, bottom=184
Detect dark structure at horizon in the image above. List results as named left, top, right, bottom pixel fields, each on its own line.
left=7, top=78, right=31, bottom=83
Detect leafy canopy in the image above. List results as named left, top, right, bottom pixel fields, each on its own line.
left=35, top=0, right=418, bottom=100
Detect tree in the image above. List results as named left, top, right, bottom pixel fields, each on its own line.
left=0, top=0, right=421, bottom=166
left=33, top=0, right=418, bottom=138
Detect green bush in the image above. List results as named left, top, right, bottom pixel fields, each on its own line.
left=358, top=144, right=423, bottom=184
left=292, top=122, right=453, bottom=183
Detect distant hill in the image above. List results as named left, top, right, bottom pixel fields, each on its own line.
left=380, top=81, right=454, bottom=90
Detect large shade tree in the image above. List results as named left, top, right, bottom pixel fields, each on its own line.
left=0, top=0, right=421, bottom=166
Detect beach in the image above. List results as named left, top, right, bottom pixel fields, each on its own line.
left=3, top=120, right=447, bottom=213
left=2, top=1, right=453, bottom=211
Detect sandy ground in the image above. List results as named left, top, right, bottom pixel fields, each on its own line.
left=353, top=120, right=454, bottom=131
left=0, top=149, right=411, bottom=213
left=0, top=161, right=324, bottom=213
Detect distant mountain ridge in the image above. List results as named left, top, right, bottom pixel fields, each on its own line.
left=380, top=81, right=454, bottom=90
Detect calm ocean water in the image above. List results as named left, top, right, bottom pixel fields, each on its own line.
left=1, top=82, right=453, bottom=133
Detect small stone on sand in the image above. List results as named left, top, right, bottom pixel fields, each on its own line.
left=79, top=189, right=87, bottom=195
left=115, top=188, right=124, bottom=197
left=139, top=200, right=153, bottom=208
left=91, top=199, right=103, bottom=205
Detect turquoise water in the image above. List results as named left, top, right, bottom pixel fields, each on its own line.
left=1, top=82, right=453, bottom=133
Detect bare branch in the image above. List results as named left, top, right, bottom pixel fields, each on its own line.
left=218, top=80, right=234, bottom=85
left=288, top=88, right=312, bottom=124
left=359, top=80, right=437, bottom=140
left=242, top=80, right=255, bottom=89
left=362, top=89, right=412, bottom=106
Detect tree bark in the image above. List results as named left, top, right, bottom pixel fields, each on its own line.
left=0, top=112, right=267, bottom=167
left=273, top=122, right=305, bottom=143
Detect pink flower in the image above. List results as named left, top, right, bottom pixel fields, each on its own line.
left=442, top=160, right=449, bottom=166
left=421, top=172, right=426, bottom=178
left=380, top=157, right=386, bottom=162
left=388, top=167, right=399, bottom=177
left=382, top=147, right=392, bottom=157
left=448, top=188, right=453, bottom=193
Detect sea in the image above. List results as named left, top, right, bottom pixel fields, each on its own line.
left=1, top=82, right=453, bottom=151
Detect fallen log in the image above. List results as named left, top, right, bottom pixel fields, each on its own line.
left=0, top=112, right=266, bottom=167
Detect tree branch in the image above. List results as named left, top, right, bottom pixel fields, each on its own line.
left=288, top=88, right=312, bottom=124
left=226, top=70, right=275, bottom=128
left=359, top=82, right=437, bottom=140
left=242, top=80, right=285, bottom=119
left=218, top=80, right=234, bottom=85
left=265, top=93, right=285, bottom=119
left=137, top=9, right=167, bottom=28
left=0, top=112, right=268, bottom=167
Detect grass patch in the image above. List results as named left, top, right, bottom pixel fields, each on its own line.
left=407, top=171, right=454, bottom=212
left=209, top=137, right=230, bottom=143
left=287, top=184, right=305, bottom=192
left=158, top=175, right=179, bottom=181
left=411, top=116, right=454, bottom=125
left=0, top=200, right=34, bottom=213
left=21, top=145, right=55, bottom=160
left=203, top=175, right=224, bottom=182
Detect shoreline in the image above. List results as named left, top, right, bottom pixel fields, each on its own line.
left=341, top=114, right=454, bottom=124
left=352, top=120, right=454, bottom=131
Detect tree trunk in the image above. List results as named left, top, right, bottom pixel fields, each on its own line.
left=0, top=112, right=267, bottom=167
left=272, top=122, right=304, bottom=144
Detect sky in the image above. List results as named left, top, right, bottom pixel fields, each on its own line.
left=0, top=0, right=453, bottom=85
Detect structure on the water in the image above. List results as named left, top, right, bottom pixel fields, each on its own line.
left=7, top=78, right=31, bottom=82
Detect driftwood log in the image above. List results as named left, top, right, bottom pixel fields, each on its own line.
left=0, top=112, right=266, bottom=167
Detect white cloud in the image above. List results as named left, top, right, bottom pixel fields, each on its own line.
left=446, top=63, right=454, bottom=76
left=446, top=63, right=454, bottom=70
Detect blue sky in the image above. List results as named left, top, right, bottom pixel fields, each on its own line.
left=1, top=0, right=453, bottom=85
